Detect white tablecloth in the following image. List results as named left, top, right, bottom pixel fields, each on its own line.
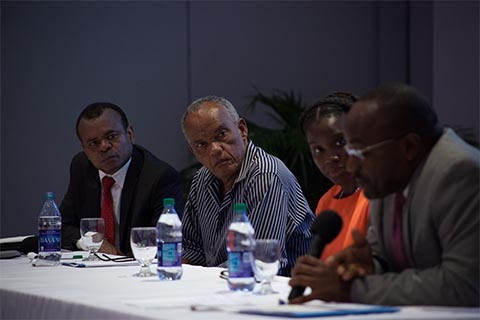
left=1, top=255, right=479, bottom=319
left=0, top=255, right=294, bottom=320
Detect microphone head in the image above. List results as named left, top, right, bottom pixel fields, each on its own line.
left=310, top=210, right=342, bottom=244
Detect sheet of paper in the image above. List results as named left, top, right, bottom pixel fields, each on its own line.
left=60, top=251, right=88, bottom=260
left=124, top=290, right=283, bottom=311
left=61, top=253, right=137, bottom=267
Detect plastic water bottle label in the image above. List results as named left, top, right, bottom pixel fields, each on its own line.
left=39, top=230, right=61, bottom=252
left=158, top=241, right=181, bottom=267
left=228, top=251, right=254, bottom=278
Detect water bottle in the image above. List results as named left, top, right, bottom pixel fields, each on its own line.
left=34, top=192, right=62, bottom=266
left=226, top=203, right=255, bottom=291
left=157, top=198, right=183, bottom=280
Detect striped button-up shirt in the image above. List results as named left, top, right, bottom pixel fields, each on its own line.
left=182, top=141, right=314, bottom=276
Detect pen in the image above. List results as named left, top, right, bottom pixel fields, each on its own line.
left=61, top=262, right=86, bottom=268
left=190, top=305, right=222, bottom=312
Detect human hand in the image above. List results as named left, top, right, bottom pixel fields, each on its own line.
left=98, top=240, right=124, bottom=256
left=325, top=229, right=373, bottom=281
left=288, top=255, right=351, bottom=304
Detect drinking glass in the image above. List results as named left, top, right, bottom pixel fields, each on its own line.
left=252, top=239, right=280, bottom=295
left=80, top=218, right=105, bottom=261
left=130, top=227, right=157, bottom=277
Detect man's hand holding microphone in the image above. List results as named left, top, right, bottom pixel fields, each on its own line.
left=288, top=211, right=374, bottom=304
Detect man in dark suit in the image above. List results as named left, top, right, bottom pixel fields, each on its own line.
left=61, top=102, right=184, bottom=255
left=289, top=84, right=479, bottom=306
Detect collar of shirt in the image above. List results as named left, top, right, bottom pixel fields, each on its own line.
left=234, top=140, right=255, bottom=185
left=398, top=184, right=410, bottom=199
left=98, top=157, right=132, bottom=189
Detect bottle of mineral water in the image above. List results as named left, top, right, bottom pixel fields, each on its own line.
left=157, top=198, right=183, bottom=280
left=35, top=192, right=62, bottom=266
left=226, top=203, right=255, bottom=291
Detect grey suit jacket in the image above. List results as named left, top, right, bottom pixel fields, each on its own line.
left=60, top=145, right=184, bottom=255
left=351, top=128, right=479, bottom=306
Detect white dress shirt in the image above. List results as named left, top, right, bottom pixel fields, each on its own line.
left=76, top=158, right=132, bottom=250
left=98, top=157, right=132, bottom=224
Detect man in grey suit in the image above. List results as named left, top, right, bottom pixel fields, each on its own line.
left=61, top=103, right=184, bottom=256
left=289, top=84, right=479, bottom=306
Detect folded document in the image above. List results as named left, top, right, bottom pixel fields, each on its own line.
left=238, top=301, right=399, bottom=318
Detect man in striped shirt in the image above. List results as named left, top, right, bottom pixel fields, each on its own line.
left=180, top=96, right=314, bottom=276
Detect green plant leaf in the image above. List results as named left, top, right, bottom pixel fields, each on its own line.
left=245, top=88, right=332, bottom=210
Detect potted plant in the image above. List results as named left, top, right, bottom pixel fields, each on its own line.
left=244, top=89, right=331, bottom=210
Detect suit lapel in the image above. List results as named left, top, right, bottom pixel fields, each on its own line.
left=119, top=147, right=142, bottom=240
left=402, top=159, right=427, bottom=268
left=86, top=161, right=101, bottom=218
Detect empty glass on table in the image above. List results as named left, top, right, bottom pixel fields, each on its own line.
left=252, top=239, right=280, bottom=295
left=130, top=227, right=157, bottom=277
left=80, top=218, right=105, bottom=261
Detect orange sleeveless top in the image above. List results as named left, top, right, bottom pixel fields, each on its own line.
left=315, top=184, right=370, bottom=261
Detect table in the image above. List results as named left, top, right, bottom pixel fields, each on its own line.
left=1, top=254, right=479, bottom=319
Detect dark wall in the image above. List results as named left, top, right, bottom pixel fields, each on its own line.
left=432, top=1, right=479, bottom=136
left=2, top=1, right=190, bottom=237
left=409, top=1, right=479, bottom=138
left=1, top=1, right=478, bottom=237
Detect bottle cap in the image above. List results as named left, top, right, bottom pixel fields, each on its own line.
left=45, top=192, right=54, bottom=200
left=163, top=198, right=175, bottom=206
left=234, top=203, right=246, bottom=212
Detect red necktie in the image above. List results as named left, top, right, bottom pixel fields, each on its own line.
left=101, top=176, right=116, bottom=245
left=391, top=192, right=409, bottom=270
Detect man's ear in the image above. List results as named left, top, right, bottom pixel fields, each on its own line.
left=403, top=132, right=421, bottom=161
left=127, top=124, right=135, bottom=143
left=238, top=118, right=248, bottom=140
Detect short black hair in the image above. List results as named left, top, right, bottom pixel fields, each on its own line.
left=359, top=83, right=440, bottom=137
left=75, top=102, right=129, bottom=140
left=299, top=91, right=357, bottom=135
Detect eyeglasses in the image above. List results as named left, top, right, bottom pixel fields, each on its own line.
left=344, top=132, right=409, bottom=160
left=94, top=253, right=136, bottom=262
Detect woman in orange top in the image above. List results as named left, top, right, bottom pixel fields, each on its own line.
left=299, top=92, right=369, bottom=261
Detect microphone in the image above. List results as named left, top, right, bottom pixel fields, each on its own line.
left=288, top=210, right=342, bottom=301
